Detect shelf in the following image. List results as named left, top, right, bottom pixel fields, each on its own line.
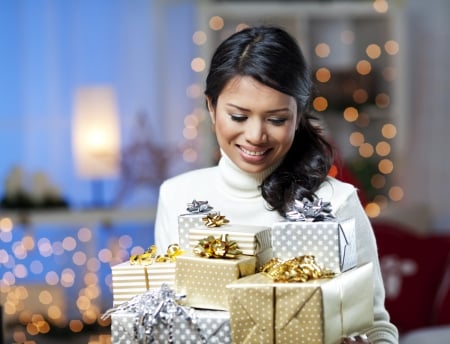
left=0, top=207, right=156, bottom=227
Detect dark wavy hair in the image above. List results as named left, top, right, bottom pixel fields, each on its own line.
left=205, top=26, right=334, bottom=216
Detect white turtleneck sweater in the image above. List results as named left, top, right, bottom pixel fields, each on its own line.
left=154, top=153, right=399, bottom=344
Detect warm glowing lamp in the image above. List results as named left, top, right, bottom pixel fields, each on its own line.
left=72, top=86, right=121, bottom=206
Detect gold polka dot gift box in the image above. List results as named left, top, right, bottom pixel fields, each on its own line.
left=175, top=252, right=256, bottom=311
left=271, top=199, right=357, bottom=273
left=111, top=245, right=182, bottom=307
left=226, top=262, right=374, bottom=344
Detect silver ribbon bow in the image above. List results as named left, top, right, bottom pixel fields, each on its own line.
left=102, top=284, right=207, bottom=344
left=186, top=199, right=213, bottom=214
left=285, top=198, right=335, bottom=222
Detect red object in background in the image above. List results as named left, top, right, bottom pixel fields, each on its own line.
left=373, top=221, right=450, bottom=333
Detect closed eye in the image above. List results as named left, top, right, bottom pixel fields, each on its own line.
left=229, top=114, right=247, bottom=122
left=268, top=117, right=288, bottom=126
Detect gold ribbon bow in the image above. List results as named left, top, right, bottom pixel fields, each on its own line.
left=193, top=234, right=242, bottom=259
left=260, top=255, right=335, bottom=283
left=202, top=212, right=230, bottom=227
left=130, top=244, right=184, bottom=265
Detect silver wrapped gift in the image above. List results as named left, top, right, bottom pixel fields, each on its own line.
left=271, top=198, right=356, bottom=273
left=178, top=200, right=214, bottom=249
left=104, top=284, right=231, bottom=344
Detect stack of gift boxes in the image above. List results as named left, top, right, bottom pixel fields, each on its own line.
left=106, top=199, right=374, bottom=344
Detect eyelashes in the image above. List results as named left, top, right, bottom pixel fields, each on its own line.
left=229, top=114, right=288, bottom=126
left=229, top=114, right=247, bottom=122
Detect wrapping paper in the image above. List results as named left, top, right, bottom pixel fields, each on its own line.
left=178, top=214, right=209, bottom=249
left=178, top=200, right=215, bottom=249
left=175, top=253, right=256, bottom=310
left=271, top=218, right=356, bottom=273
left=226, top=263, right=374, bottom=344
left=187, top=224, right=272, bottom=256
left=110, top=309, right=231, bottom=344
left=255, top=247, right=274, bottom=270
left=105, top=285, right=231, bottom=343
left=111, top=261, right=175, bottom=306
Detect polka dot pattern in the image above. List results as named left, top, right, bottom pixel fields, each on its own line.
left=271, top=219, right=357, bottom=273
left=178, top=214, right=206, bottom=249
left=111, top=309, right=231, bottom=343
left=275, top=287, right=323, bottom=343
left=227, top=265, right=374, bottom=344
left=227, top=274, right=327, bottom=344
left=175, top=253, right=256, bottom=310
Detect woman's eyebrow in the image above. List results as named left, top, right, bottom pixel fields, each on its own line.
left=225, top=103, right=291, bottom=114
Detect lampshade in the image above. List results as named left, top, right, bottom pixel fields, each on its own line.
left=72, top=86, right=121, bottom=179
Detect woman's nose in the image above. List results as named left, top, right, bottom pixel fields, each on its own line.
left=245, top=119, right=268, bottom=144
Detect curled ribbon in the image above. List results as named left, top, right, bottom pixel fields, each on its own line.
left=285, top=198, right=335, bottom=222
left=260, top=255, right=334, bottom=283
left=186, top=199, right=213, bottom=213
left=202, top=212, right=229, bottom=227
left=130, top=244, right=184, bottom=265
left=102, top=284, right=207, bottom=344
left=193, top=234, right=242, bottom=259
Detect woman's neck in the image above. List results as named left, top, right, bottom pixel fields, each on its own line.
left=217, top=151, right=279, bottom=199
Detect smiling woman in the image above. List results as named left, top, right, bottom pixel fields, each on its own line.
left=207, top=75, right=297, bottom=174
left=154, top=25, right=399, bottom=344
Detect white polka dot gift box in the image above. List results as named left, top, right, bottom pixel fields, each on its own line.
left=105, top=284, right=232, bottom=344
left=226, top=262, right=374, bottom=344
left=175, top=252, right=256, bottom=311
left=178, top=199, right=215, bottom=249
left=271, top=199, right=357, bottom=273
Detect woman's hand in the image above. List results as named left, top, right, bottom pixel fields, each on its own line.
left=342, top=334, right=371, bottom=343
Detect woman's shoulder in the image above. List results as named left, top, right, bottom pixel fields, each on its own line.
left=160, top=166, right=218, bottom=191
left=316, top=177, right=357, bottom=208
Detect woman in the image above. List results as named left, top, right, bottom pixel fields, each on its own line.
left=155, top=26, right=398, bottom=344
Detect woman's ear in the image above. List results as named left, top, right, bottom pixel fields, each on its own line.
left=206, top=96, right=216, bottom=124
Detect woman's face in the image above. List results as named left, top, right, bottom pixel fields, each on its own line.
left=208, top=76, right=298, bottom=174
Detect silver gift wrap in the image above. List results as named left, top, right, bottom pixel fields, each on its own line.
left=110, top=309, right=231, bottom=344
left=104, top=285, right=231, bottom=344
left=178, top=200, right=215, bottom=249
left=271, top=218, right=356, bottom=273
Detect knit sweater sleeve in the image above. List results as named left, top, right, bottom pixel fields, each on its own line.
left=336, top=189, right=399, bottom=344
left=154, top=179, right=179, bottom=253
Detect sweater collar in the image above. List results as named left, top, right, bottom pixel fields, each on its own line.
left=218, top=150, right=278, bottom=199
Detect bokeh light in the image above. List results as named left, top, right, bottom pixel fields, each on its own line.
left=315, top=67, right=331, bottom=83
left=209, top=16, right=224, bottom=31
left=373, top=0, right=389, bottom=13
left=312, top=96, right=328, bottom=112
left=356, top=60, right=372, bottom=75
left=366, top=44, right=382, bottom=59
left=315, top=43, right=330, bottom=58
left=381, top=123, right=397, bottom=139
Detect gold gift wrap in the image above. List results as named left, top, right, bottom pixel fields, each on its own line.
left=175, top=253, right=256, bottom=311
left=188, top=224, right=272, bottom=256
left=111, top=261, right=175, bottom=306
left=271, top=218, right=356, bottom=273
left=226, top=263, right=373, bottom=344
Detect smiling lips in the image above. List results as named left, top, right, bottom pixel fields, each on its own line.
left=238, top=145, right=270, bottom=161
